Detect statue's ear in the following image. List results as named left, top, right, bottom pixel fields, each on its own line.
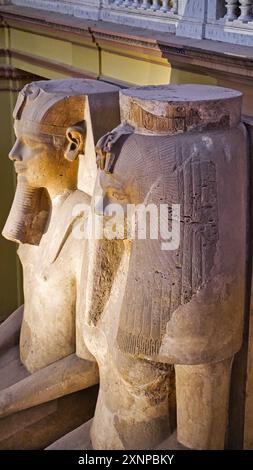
left=64, top=122, right=86, bottom=161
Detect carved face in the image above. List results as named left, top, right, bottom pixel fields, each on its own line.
left=95, top=135, right=170, bottom=226
left=9, top=125, right=78, bottom=190
left=95, top=170, right=130, bottom=216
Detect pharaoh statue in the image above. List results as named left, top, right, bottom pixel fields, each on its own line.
left=0, top=78, right=120, bottom=449
left=79, top=84, right=247, bottom=450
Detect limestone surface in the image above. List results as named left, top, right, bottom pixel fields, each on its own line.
left=83, top=84, right=247, bottom=450
left=0, top=78, right=120, bottom=448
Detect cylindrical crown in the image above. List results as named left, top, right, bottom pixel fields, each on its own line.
left=120, top=84, right=242, bottom=135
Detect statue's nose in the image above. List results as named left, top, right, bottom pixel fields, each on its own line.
left=9, top=140, right=23, bottom=161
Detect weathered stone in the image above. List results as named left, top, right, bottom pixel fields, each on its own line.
left=46, top=419, right=93, bottom=450
left=0, top=305, right=23, bottom=355
left=82, top=84, right=247, bottom=450
left=0, top=387, right=98, bottom=450
left=0, top=353, right=98, bottom=418
left=0, top=78, right=120, bottom=448
left=2, top=78, right=120, bottom=371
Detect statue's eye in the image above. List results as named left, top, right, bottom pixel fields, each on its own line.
left=23, top=137, right=39, bottom=147
left=24, top=139, right=36, bottom=147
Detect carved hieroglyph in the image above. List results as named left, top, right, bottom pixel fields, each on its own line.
left=82, top=85, right=247, bottom=450
left=2, top=78, right=120, bottom=373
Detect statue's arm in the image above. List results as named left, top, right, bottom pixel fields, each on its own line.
left=0, top=304, right=24, bottom=354
left=0, top=353, right=99, bottom=419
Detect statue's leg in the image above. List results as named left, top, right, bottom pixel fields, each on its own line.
left=0, top=305, right=24, bottom=354
left=175, top=357, right=233, bottom=450
left=91, top=350, right=176, bottom=450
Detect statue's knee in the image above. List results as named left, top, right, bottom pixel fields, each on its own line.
left=113, top=349, right=172, bottom=389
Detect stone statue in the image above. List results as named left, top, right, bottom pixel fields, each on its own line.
left=0, top=78, right=120, bottom=449
left=80, top=84, right=247, bottom=450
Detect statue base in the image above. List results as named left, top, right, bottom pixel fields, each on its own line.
left=46, top=419, right=93, bottom=450
left=0, top=308, right=99, bottom=450
left=46, top=421, right=188, bottom=451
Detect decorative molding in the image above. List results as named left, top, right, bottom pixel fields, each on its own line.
left=3, top=1, right=253, bottom=45
left=0, top=64, right=40, bottom=91
left=91, top=28, right=253, bottom=82
left=1, top=5, right=253, bottom=84
left=0, top=63, right=37, bottom=80
left=11, top=0, right=101, bottom=20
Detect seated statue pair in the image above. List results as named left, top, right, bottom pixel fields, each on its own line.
left=0, top=79, right=248, bottom=450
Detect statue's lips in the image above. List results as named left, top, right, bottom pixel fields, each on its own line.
left=14, top=162, right=27, bottom=173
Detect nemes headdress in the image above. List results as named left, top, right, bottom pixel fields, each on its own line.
left=3, top=78, right=120, bottom=245
left=13, top=79, right=118, bottom=137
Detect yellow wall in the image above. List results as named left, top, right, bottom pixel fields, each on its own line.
left=5, top=26, right=216, bottom=86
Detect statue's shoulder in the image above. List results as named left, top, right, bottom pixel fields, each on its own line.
left=63, top=189, right=91, bottom=215
left=48, top=190, right=91, bottom=264
left=59, top=189, right=91, bottom=228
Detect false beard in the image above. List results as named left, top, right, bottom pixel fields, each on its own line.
left=2, top=175, right=50, bottom=245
